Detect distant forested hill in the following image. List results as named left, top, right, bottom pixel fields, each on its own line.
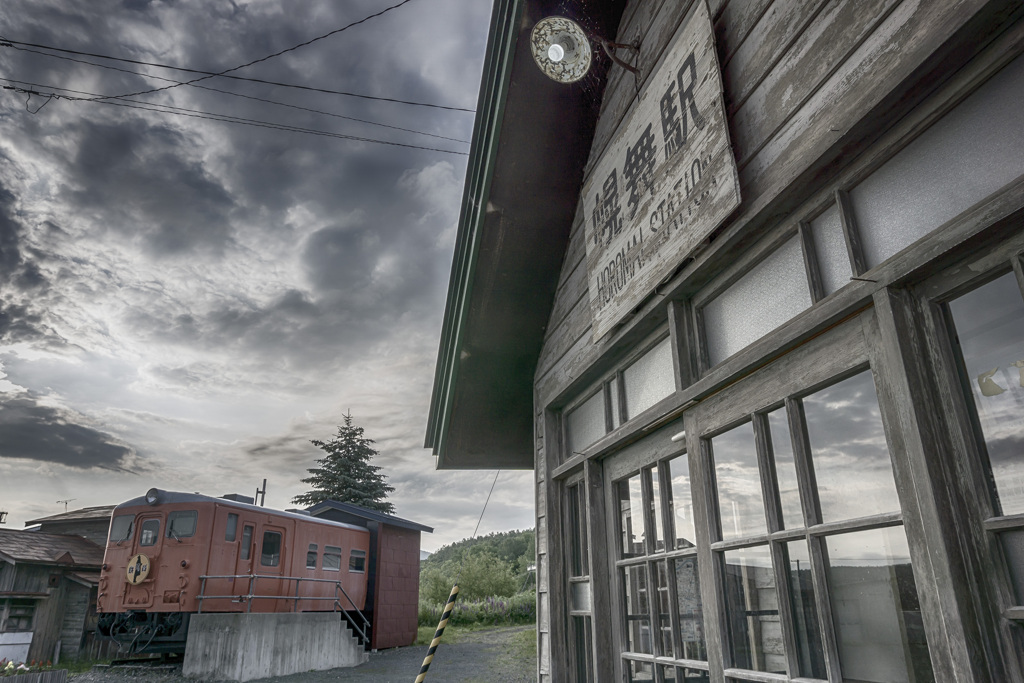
left=419, top=529, right=535, bottom=603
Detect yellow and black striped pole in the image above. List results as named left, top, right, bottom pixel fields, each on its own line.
left=414, top=584, right=459, bottom=683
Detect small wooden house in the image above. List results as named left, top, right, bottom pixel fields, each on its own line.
left=306, top=500, right=432, bottom=650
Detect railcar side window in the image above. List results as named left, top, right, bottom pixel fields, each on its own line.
left=167, top=510, right=198, bottom=539
left=140, top=519, right=160, bottom=546
left=109, top=515, right=133, bottom=544
left=324, top=546, right=342, bottom=571
left=307, top=544, right=318, bottom=569
left=225, top=513, right=238, bottom=542
left=240, top=524, right=254, bottom=560
left=349, top=549, right=367, bottom=573
left=261, top=531, right=282, bottom=567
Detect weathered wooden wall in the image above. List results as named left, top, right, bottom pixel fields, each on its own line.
left=532, top=0, right=1010, bottom=680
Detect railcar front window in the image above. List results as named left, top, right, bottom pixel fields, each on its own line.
left=140, top=519, right=160, bottom=546
left=109, top=514, right=133, bottom=544
left=349, top=549, right=367, bottom=573
left=167, top=510, right=198, bottom=539
left=324, top=546, right=342, bottom=571
left=260, top=531, right=282, bottom=567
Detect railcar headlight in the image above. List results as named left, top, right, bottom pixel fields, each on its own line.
left=145, top=488, right=161, bottom=505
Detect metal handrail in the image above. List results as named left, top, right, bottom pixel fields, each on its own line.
left=195, top=573, right=371, bottom=644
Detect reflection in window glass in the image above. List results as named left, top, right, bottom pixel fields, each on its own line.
left=140, top=519, right=160, bottom=547
left=669, top=455, right=696, bottom=549
left=567, top=483, right=589, bottom=577
left=618, top=476, right=646, bottom=557
left=785, top=541, right=826, bottom=678
left=651, top=468, right=666, bottom=552
left=306, top=544, right=318, bottom=569
left=572, top=616, right=594, bottom=682
left=240, top=525, right=253, bottom=560
left=260, top=531, right=282, bottom=567
left=627, top=660, right=654, bottom=682
left=660, top=665, right=710, bottom=682
left=349, top=549, right=367, bottom=573
left=703, top=236, right=812, bottom=366
left=623, top=337, right=675, bottom=418
left=824, top=527, right=934, bottom=683
left=767, top=410, right=803, bottom=529
left=712, top=423, right=767, bottom=540
left=999, top=530, right=1024, bottom=604
left=167, top=510, right=197, bottom=538
left=566, top=390, right=606, bottom=455
left=623, top=565, right=652, bottom=655
left=803, top=371, right=900, bottom=522
left=674, top=557, right=707, bottom=661
left=721, top=545, right=783, bottom=674
left=323, top=546, right=341, bottom=571
left=810, top=203, right=852, bottom=295
left=225, top=513, right=238, bottom=542
left=570, top=580, right=591, bottom=612
left=653, top=561, right=672, bottom=656
left=948, top=272, right=1024, bottom=516
left=109, top=515, right=134, bottom=544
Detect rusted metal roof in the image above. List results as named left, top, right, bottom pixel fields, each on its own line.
left=0, top=529, right=104, bottom=567
left=25, top=505, right=115, bottom=526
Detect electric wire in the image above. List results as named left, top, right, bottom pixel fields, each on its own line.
left=455, top=470, right=501, bottom=586
left=0, top=78, right=468, bottom=155
left=0, top=42, right=469, bottom=144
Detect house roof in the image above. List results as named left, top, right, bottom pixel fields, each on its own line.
left=424, top=0, right=626, bottom=469
left=306, top=500, right=433, bottom=533
left=0, top=529, right=105, bottom=567
left=26, top=505, right=115, bottom=526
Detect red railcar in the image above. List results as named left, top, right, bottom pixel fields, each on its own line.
left=96, top=489, right=371, bottom=653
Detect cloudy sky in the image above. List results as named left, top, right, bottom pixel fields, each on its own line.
left=0, top=0, right=534, bottom=551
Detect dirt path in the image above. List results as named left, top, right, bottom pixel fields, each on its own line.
left=72, top=626, right=536, bottom=683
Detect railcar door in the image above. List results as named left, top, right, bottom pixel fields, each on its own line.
left=205, top=509, right=244, bottom=612
left=123, top=513, right=163, bottom=609
left=255, top=524, right=287, bottom=612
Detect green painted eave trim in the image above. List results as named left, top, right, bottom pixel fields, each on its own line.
left=424, top=0, right=524, bottom=460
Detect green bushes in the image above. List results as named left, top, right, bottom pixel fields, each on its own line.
left=418, top=591, right=536, bottom=627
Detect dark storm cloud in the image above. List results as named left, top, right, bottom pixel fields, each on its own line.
left=60, top=118, right=236, bottom=257
left=0, top=175, right=56, bottom=345
left=0, top=393, right=135, bottom=469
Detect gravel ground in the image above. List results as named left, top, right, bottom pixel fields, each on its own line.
left=71, top=626, right=536, bottom=683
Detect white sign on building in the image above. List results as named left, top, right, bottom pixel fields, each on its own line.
left=582, top=0, right=741, bottom=340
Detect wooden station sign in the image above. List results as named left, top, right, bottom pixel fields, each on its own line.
left=582, top=0, right=741, bottom=340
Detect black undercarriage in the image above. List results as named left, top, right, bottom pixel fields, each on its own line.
left=97, top=611, right=191, bottom=654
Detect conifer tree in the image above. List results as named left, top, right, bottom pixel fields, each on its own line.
left=292, top=413, right=396, bottom=513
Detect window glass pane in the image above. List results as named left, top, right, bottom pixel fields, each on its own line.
left=669, top=455, right=696, bottom=549
left=803, top=371, right=900, bottom=522
left=999, top=529, right=1024, bottom=604
left=824, top=526, right=934, bottom=683
left=618, top=475, right=647, bottom=557
left=653, top=560, right=672, bottom=656
left=570, top=581, right=592, bottom=612
left=712, top=423, right=767, bottom=540
left=109, top=514, right=133, bottom=543
left=225, top=513, right=238, bottom=542
left=660, top=666, right=710, bottom=682
left=767, top=410, right=803, bottom=529
left=610, top=378, right=622, bottom=429
left=567, top=483, right=588, bottom=577
left=627, top=660, right=654, bottom=682
left=572, top=615, right=594, bottom=683
left=623, top=565, right=652, bottom=654
left=721, top=545, right=784, bottom=674
left=673, top=556, right=707, bottom=661
left=703, top=236, right=812, bottom=367
left=167, top=510, right=197, bottom=538
left=323, top=545, right=341, bottom=571
left=306, top=544, right=318, bottom=570
left=240, top=525, right=253, bottom=560
left=5, top=600, right=34, bottom=631
left=566, top=390, right=606, bottom=455
left=851, top=53, right=1024, bottom=269
left=810, top=203, right=851, bottom=295
left=785, top=540, right=826, bottom=678
left=349, top=549, right=366, bottom=572
left=947, top=272, right=1024, bottom=515
left=260, top=531, right=282, bottom=567
left=650, top=467, right=666, bottom=552
left=624, top=337, right=675, bottom=418
left=140, top=519, right=160, bottom=547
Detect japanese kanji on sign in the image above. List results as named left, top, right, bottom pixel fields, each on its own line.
left=581, top=0, right=741, bottom=340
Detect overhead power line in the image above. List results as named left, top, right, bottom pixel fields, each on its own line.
left=0, top=42, right=470, bottom=144
left=0, top=78, right=468, bottom=156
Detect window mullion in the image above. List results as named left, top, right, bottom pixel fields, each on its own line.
left=769, top=541, right=801, bottom=679
left=806, top=534, right=842, bottom=683
left=835, top=188, right=866, bottom=277
left=753, top=413, right=783, bottom=534
left=785, top=397, right=821, bottom=528
left=798, top=220, right=826, bottom=303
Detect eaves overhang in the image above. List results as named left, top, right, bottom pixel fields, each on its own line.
left=425, top=0, right=625, bottom=469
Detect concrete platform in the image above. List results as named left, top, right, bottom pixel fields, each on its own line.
left=182, top=613, right=367, bottom=682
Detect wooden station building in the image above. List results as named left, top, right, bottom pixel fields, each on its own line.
left=426, top=0, right=1024, bottom=681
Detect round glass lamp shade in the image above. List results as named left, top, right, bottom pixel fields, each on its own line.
left=531, top=16, right=592, bottom=83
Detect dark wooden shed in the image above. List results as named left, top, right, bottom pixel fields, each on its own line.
left=306, top=501, right=432, bottom=650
